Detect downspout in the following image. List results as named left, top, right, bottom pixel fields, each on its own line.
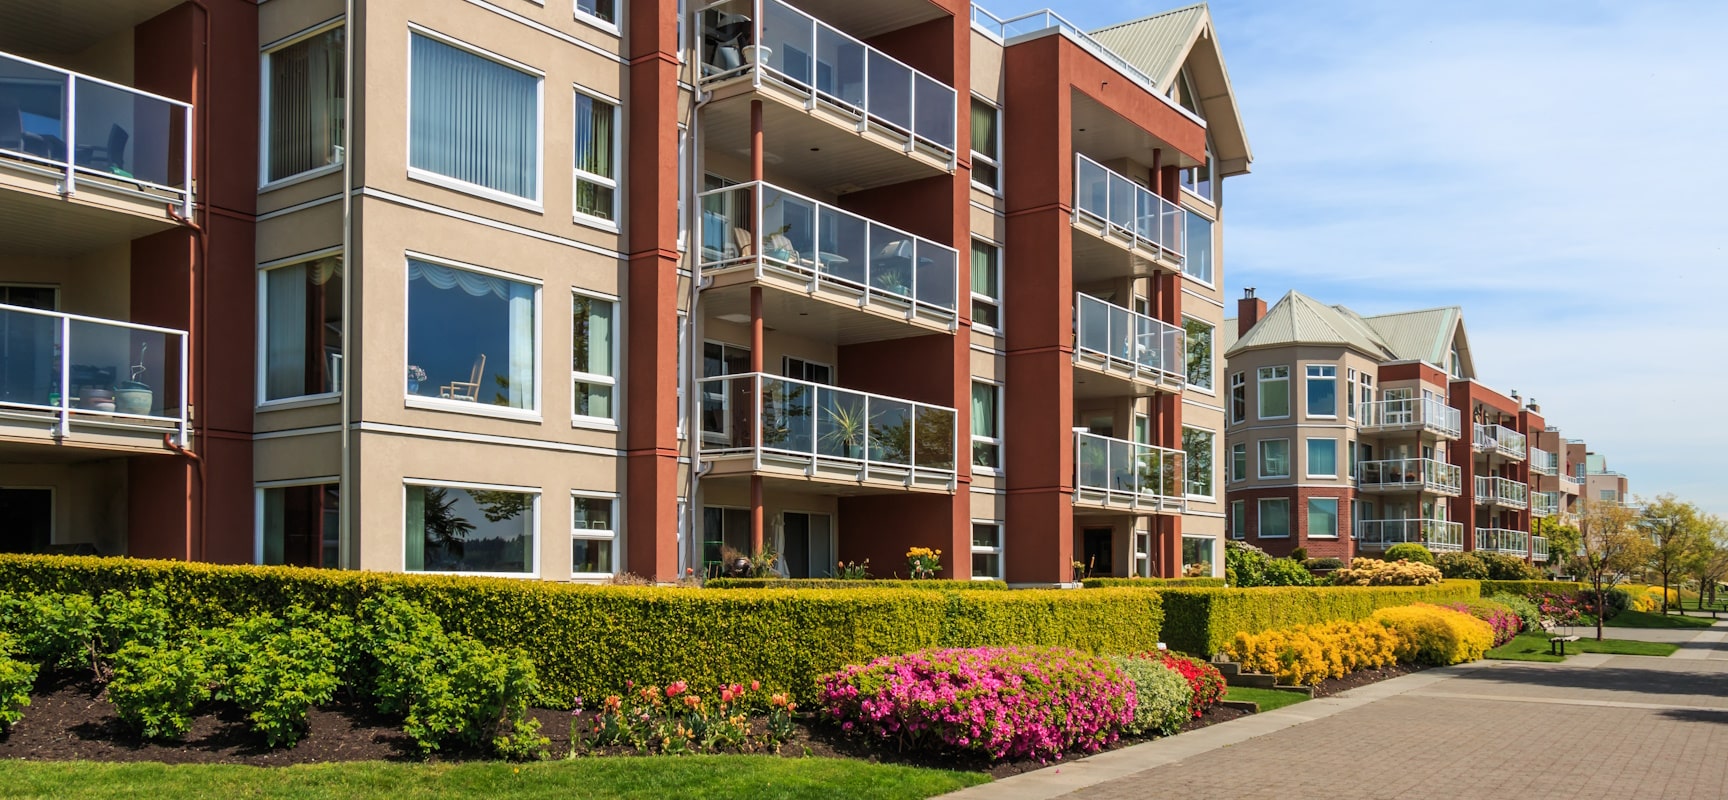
left=686, top=14, right=714, bottom=576
left=338, top=0, right=356, bottom=568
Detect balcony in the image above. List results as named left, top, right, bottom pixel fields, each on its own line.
left=1071, top=154, right=1185, bottom=281
left=1558, top=472, right=1580, bottom=495
left=0, top=304, right=187, bottom=455
left=1072, top=293, right=1183, bottom=398
left=1531, top=491, right=1559, bottom=518
left=1358, top=397, right=1461, bottom=439
left=0, top=51, right=191, bottom=255
left=1476, top=528, right=1529, bottom=558
left=1531, top=535, right=1549, bottom=562
left=1472, top=423, right=1526, bottom=461
left=698, top=181, right=958, bottom=342
left=1474, top=476, right=1529, bottom=510
left=697, top=372, right=956, bottom=493
left=1357, top=519, right=1464, bottom=553
left=698, top=0, right=956, bottom=193
left=1528, top=447, right=1558, bottom=477
left=1357, top=458, right=1462, bottom=496
left=1073, top=431, right=1184, bottom=515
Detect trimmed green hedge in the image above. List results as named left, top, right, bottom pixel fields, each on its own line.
left=1479, top=580, right=1585, bottom=598
left=704, top=578, right=1008, bottom=591
left=1158, top=580, right=1482, bottom=656
left=0, top=555, right=1158, bottom=707
left=1081, top=577, right=1227, bottom=589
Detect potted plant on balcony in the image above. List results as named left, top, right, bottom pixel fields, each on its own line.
left=114, top=342, right=153, bottom=417
left=819, top=399, right=867, bottom=459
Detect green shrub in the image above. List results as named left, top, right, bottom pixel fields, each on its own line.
left=201, top=610, right=345, bottom=748
left=1478, top=580, right=1585, bottom=600
left=108, top=641, right=209, bottom=740
left=1382, top=544, right=1435, bottom=565
left=1225, top=543, right=1313, bottom=587
left=1289, top=547, right=1309, bottom=563
left=1488, top=593, right=1541, bottom=632
left=1261, top=559, right=1317, bottom=586
left=1158, top=581, right=1482, bottom=656
left=1479, top=553, right=1542, bottom=581
left=704, top=578, right=1007, bottom=591
left=1110, top=655, right=1192, bottom=737
left=1434, top=552, right=1489, bottom=579
left=1303, top=558, right=1344, bottom=572
left=0, top=592, right=99, bottom=673
left=0, top=634, right=36, bottom=730
left=1081, top=577, right=1227, bottom=589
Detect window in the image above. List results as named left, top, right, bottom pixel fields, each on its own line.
left=1307, top=438, right=1338, bottom=477
left=1229, top=371, right=1246, bottom=424
left=576, top=0, right=617, bottom=27
left=261, top=253, right=342, bottom=401
left=406, top=257, right=538, bottom=412
left=1182, top=426, right=1213, bottom=498
left=1183, top=211, right=1213, bottom=284
left=409, top=32, right=541, bottom=202
left=971, top=522, right=1003, bottom=579
left=969, top=98, right=999, bottom=191
left=1134, top=414, right=1149, bottom=446
left=1183, top=317, right=1213, bottom=390
left=572, top=292, right=615, bottom=422
left=1181, top=536, right=1213, bottom=574
left=701, top=506, right=752, bottom=572
left=1600, top=490, right=1616, bottom=502
left=1348, top=438, right=1357, bottom=478
left=1346, top=368, right=1357, bottom=419
left=1359, top=373, right=1374, bottom=412
left=571, top=494, right=617, bottom=576
left=1308, top=498, right=1339, bottom=538
left=264, top=25, right=344, bottom=184
left=574, top=90, right=619, bottom=223
left=1230, top=500, right=1245, bottom=539
left=1258, top=498, right=1290, bottom=538
left=1306, top=365, right=1337, bottom=417
left=1259, top=439, right=1289, bottom=478
left=783, top=357, right=832, bottom=384
left=405, top=482, right=536, bottom=574
left=259, top=482, right=339, bottom=567
left=1257, top=366, right=1289, bottom=419
left=1181, top=145, right=1214, bottom=203
left=1230, top=442, right=1247, bottom=482
left=970, top=240, right=1000, bottom=330
left=971, top=381, right=1001, bottom=470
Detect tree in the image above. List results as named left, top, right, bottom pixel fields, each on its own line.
left=422, top=487, right=476, bottom=563
left=1533, top=516, right=1579, bottom=576
left=1575, top=499, right=1653, bottom=641
left=1641, top=495, right=1706, bottom=614
left=1688, top=515, right=1728, bottom=611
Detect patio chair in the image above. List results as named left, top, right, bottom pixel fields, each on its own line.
left=439, top=354, right=486, bottom=402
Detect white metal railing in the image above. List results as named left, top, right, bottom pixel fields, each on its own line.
left=697, top=181, right=958, bottom=319
left=1473, top=423, right=1527, bottom=460
left=1073, top=293, right=1184, bottom=386
left=1476, top=527, right=1529, bottom=557
left=1475, top=475, right=1529, bottom=509
left=1531, top=491, right=1559, bottom=518
left=1073, top=153, right=1185, bottom=266
left=1357, top=457, right=1462, bottom=494
left=0, top=304, right=188, bottom=446
left=1528, top=446, right=1558, bottom=476
left=0, top=50, right=193, bottom=216
left=1358, top=397, right=1461, bottom=439
left=1074, top=430, right=1185, bottom=510
left=1558, top=472, right=1580, bottom=494
left=1531, top=535, right=1549, bottom=562
left=1357, top=519, right=1464, bottom=552
left=699, top=0, right=957, bottom=160
left=697, top=372, right=956, bottom=485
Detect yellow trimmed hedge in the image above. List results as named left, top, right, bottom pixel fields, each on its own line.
left=704, top=578, right=1007, bottom=590
left=1158, top=580, right=1482, bottom=656
left=1081, top=577, right=1227, bottom=589
left=1370, top=604, right=1494, bottom=665
left=1478, top=580, right=1584, bottom=598
left=0, top=555, right=1160, bottom=707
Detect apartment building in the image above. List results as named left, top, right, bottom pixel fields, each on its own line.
left=0, top=0, right=1251, bottom=585
left=1576, top=450, right=1633, bottom=508
left=1222, top=290, right=1554, bottom=565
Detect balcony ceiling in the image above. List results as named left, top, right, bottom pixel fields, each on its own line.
left=0, top=0, right=183, bottom=56
left=0, top=182, right=179, bottom=257
left=1071, top=93, right=1202, bottom=170
left=703, top=282, right=947, bottom=346
left=781, top=0, right=948, bottom=42
left=702, top=93, right=949, bottom=196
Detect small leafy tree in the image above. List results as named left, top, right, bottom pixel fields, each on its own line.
left=1575, top=499, right=1654, bottom=641
left=1687, top=515, right=1728, bottom=610
left=1641, top=495, right=1706, bottom=614
left=1533, top=516, right=1579, bottom=575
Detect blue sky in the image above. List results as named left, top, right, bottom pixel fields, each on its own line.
left=979, top=0, right=1728, bottom=516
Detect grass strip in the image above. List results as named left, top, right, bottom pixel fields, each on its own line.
left=1223, top=686, right=1309, bottom=712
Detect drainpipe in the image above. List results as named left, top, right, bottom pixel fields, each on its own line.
left=686, top=22, right=714, bottom=578
left=337, top=0, right=356, bottom=569
left=165, top=0, right=214, bottom=561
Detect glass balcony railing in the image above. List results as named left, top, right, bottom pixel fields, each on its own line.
left=0, top=304, right=188, bottom=445
left=1357, top=458, right=1462, bottom=495
left=697, top=372, right=956, bottom=482
left=698, top=181, right=958, bottom=320
left=1531, top=491, right=1560, bottom=518
left=1476, top=527, right=1529, bottom=557
left=1473, top=423, right=1527, bottom=460
left=1074, top=431, right=1185, bottom=510
left=1357, top=519, right=1464, bottom=552
left=0, top=51, right=193, bottom=214
left=699, top=0, right=957, bottom=159
left=1073, top=154, right=1185, bottom=266
left=1073, top=293, right=1184, bottom=387
left=1358, top=397, right=1461, bottom=439
left=1528, top=447, right=1558, bottom=476
left=1531, top=535, right=1550, bottom=562
left=1475, top=476, right=1529, bottom=510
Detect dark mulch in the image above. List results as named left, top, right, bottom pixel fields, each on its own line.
left=1310, top=662, right=1426, bottom=698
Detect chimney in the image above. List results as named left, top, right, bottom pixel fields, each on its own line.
left=1237, top=287, right=1266, bottom=337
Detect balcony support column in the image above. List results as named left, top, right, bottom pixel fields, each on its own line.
left=749, top=286, right=765, bottom=555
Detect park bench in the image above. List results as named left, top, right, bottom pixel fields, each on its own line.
left=1539, top=619, right=1581, bottom=655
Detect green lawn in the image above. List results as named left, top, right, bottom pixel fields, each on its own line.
left=1606, top=610, right=1718, bottom=629
left=0, top=756, right=989, bottom=800
left=1224, top=686, right=1309, bottom=712
left=1487, top=632, right=1681, bottom=662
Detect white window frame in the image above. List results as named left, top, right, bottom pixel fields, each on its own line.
left=1346, top=367, right=1357, bottom=420
left=1230, top=500, right=1246, bottom=539
left=1182, top=315, right=1214, bottom=392
left=405, top=26, right=546, bottom=211
left=403, top=252, right=544, bottom=422
left=971, top=380, right=1003, bottom=474
left=970, top=520, right=1004, bottom=581
left=1259, top=438, right=1290, bottom=479
left=1257, top=365, right=1290, bottom=420
left=1307, top=497, right=1340, bottom=539
left=677, top=125, right=688, bottom=251
left=969, top=237, right=1002, bottom=335
left=676, top=311, right=688, bottom=440
left=1305, top=364, right=1338, bottom=419
left=1306, top=437, right=1339, bottom=478
left=259, top=19, right=346, bottom=191
left=574, top=0, right=621, bottom=36
left=572, top=85, right=622, bottom=230
left=571, top=287, right=620, bottom=429
left=1230, top=442, right=1247, bottom=483
left=402, top=479, right=541, bottom=578
left=969, top=95, right=1001, bottom=194
left=256, top=247, right=344, bottom=409
left=1229, top=371, right=1246, bottom=424
left=1182, top=425, right=1214, bottom=500
left=571, top=490, right=620, bottom=579
left=1182, top=207, right=1216, bottom=287
left=253, top=477, right=340, bottom=566
left=1258, top=497, right=1291, bottom=539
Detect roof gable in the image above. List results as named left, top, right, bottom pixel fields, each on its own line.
left=1225, top=291, right=1392, bottom=359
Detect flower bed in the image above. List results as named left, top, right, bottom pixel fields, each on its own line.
left=1439, top=600, right=1522, bottom=646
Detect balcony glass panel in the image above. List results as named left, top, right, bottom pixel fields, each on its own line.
left=698, top=373, right=956, bottom=477
left=1357, top=458, right=1461, bottom=493
left=0, top=305, right=187, bottom=437
left=1358, top=519, right=1463, bottom=552
left=1360, top=397, right=1461, bottom=437
left=1073, top=154, right=1183, bottom=261
left=1073, top=294, right=1184, bottom=383
left=1075, top=431, right=1184, bottom=503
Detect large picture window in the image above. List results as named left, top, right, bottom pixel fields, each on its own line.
left=1183, top=317, right=1213, bottom=390
left=406, top=258, right=538, bottom=412
left=409, top=32, right=541, bottom=202
left=260, top=482, right=339, bottom=568
left=572, top=493, right=616, bottom=576
left=574, top=90, right=619, bottom=223
left=261, top=254, right=342, bottom=401
left=1257, top=366, right=1290, bottom=419
left=405, top=482, right=536, bottom=574
left=264, top=25, right=345, bottom=183
left=572, top=292, right=615, bottom=422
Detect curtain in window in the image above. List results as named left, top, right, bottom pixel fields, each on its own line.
left=404, top=486, right=427, bottom=571
left=268, top=28, right=344, bottom=182
left=408, top=259, right=535, bottom=409
left=969, top=101, right=996, bottom=159
left=969, top=244, right=996, bottom=297
left=573, top=296, right=612, bottom=417
left=970, top=384, right=994, bottom=438
left=264, top=258, right=340, bottom=401
left=410, top=34, right=538, bottom=199
left=574, top=94, right=616, bottom=219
